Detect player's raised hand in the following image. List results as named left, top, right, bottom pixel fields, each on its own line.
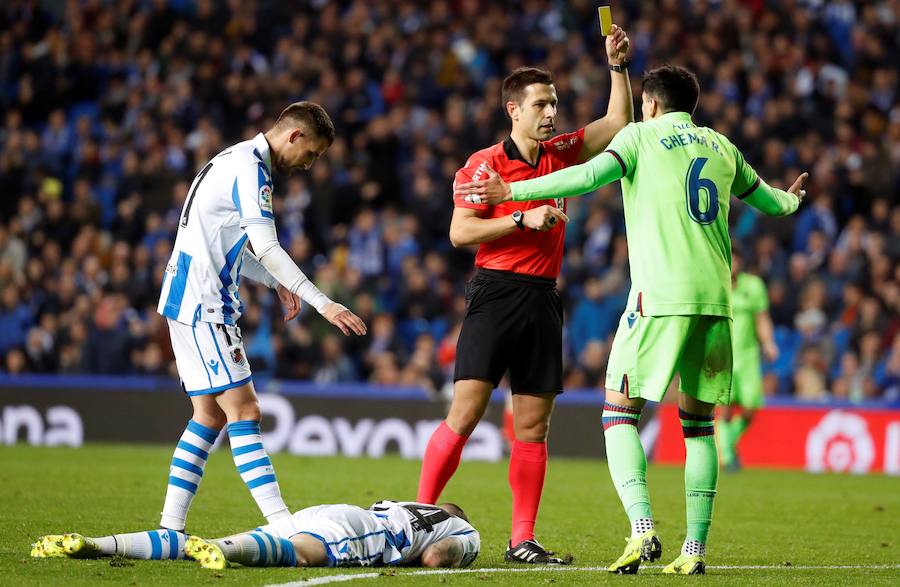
left=788, top=172, right=809, bottom=203
left=276, top=284, right=302, bottom=322
left=606, top=24, right=630, bottom=65
left=322, top=302, right=367, bottom=336
left=458, top=166, right=512, bottom=205
left=523, top=205, right=569, bottom=231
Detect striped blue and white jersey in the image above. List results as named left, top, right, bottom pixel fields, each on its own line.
left=369, top=501, right=480, bottom=566
left=157, top=133, right=275, bottom=325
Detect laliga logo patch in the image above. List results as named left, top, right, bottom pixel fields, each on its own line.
left=805, top=410, right=875, bottom=474
left=231, top=347, right=246, bottom=366
left=259, top=184, right=273, bottom=213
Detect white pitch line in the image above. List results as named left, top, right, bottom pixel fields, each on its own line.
left=266, top=564, right=900, bottom=586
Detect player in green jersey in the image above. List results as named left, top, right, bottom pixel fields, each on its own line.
left=456, top=65, right=807, bottom=575
left=718, top=246, right=778, bottom=471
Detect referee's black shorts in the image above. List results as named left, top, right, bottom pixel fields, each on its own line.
left=454, top=268, right=563, bottom=394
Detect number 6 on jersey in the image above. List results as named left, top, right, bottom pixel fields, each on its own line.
left=684, top=157, right=719, bottom=225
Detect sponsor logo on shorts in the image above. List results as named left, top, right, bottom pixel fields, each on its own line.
left=626, top=312, right=637, bottom=329
left=207, top=359, right=220, bottom=375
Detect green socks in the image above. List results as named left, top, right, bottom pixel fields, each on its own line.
left=680, top=409, right=718, bottom=544
left=717, top=414, right=749, bottom=466
left=604, top=402, right=719, bottom=548
left=603, top=402, right=652, bottom=523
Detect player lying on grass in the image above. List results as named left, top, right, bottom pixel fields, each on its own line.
left=456, top=65, right=806, bottom=575
left=31, top=501, right=479, bottom=569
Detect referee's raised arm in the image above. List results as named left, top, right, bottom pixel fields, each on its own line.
left=576, top=23, right=633, bottom=162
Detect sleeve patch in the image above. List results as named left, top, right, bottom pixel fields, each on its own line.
left=257, top=163, right=273, bottom=214
left=259, top=183, right=273, bottom=213
left=606, top=150, right=627, bottom=176
left=551, top=135, right=580, bottom=152
left=736, top=177, right=761, bottom=200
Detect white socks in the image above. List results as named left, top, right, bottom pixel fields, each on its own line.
left=227, top=420, right=290, bottom=521
left=94, top=530, right=186, bottom=559
left=682, top=539, right=706, bottom=556
left=160, top=420, right=220, bottom=531
left=631, top=517, right=655, bottom=537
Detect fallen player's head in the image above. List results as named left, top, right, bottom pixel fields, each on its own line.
left=437, top=502, right=468, bottom=522
left=641, top=64, right=700, bottom=119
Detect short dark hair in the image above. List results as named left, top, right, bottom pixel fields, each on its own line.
left=438, top=502, right=469, bottom=523
left=642, top=65, right=700, bottom=115
left=274, top=101, right=336, bottom=144
left=501, top=67, right=554, bottom=118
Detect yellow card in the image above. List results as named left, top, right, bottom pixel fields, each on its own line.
left=598, top=5, right=612, bottom=36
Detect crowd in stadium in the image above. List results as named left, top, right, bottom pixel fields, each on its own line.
left=0, top=0, right=897, bottom=402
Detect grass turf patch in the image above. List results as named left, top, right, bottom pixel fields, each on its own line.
left=2, top=444, right=898, bottom=585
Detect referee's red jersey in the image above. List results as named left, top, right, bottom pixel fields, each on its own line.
left=452, top=129, right=585, bottom=279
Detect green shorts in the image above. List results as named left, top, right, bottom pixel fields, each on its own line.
left=731, top=356, right=764, bottom=409
left=605, top=312, right=732, bottom=405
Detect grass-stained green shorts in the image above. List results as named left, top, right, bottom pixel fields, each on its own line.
left=731, top=354, right=764, bottom=409
left=605, top=312, right=733, bottom=405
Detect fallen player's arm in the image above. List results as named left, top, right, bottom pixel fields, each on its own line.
left=420, top=537, right=467, bottom=568
left=510, top=150, right=625, bottom=201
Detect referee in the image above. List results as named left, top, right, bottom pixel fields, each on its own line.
left=416, top=26, right=632, bottom=564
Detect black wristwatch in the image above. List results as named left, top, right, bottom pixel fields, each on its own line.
left=512, top=210, right=525, bottom=230
left=609, top=61, right=629, bottom=73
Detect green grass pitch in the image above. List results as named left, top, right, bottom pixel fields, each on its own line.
left=2, top=444, right=898, bottom=585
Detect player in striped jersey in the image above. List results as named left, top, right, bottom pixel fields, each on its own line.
left=154, top=102, right=366, bottom=535
left=31, top=501, right=479, bottom=569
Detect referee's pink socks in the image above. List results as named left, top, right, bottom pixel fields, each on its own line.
left=509, top=439, right=548, bottom=545
left=416, top=421, right=468, bottom=503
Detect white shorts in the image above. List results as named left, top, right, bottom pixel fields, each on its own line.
left=167, top=318, right=252, bottom=396
left=259, top=505, right=388, bottom=567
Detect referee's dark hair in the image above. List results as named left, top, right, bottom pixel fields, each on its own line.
left=502, top=67, right=554, bottom=118
left=642, top=65, right=700, bottom=115
left=274, top=101, right=336, bottom=144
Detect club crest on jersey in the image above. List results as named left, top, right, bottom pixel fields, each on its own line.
left=231, top=348, right=246, bottom=366
left=259, top=184, right=273, bottom=213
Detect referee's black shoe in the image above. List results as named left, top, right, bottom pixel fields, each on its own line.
left=505, top=539, right=573, bottom=565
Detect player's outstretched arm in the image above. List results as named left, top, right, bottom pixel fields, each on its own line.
left=240, top=250, right=302, bottom=322
left=243, top=223, right=366, bottom=335
left=458, top=152, right=623, bottom=205
left=240, top=249, right=279, bottom=289
left=579, top=24, right=633, bottom=161
left=740, top=172, right=807, bottom=217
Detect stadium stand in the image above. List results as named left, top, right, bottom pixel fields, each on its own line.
left=0, top=0, right=897, bottom=403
